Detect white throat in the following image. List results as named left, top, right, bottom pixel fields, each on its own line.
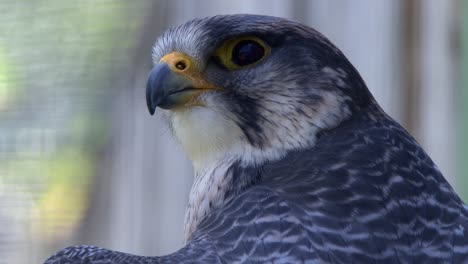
left=171, top=107, right=245, bottom=170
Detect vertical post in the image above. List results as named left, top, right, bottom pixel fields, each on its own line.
left=460, top=0, right=468, bottom=201
left=401, top=0, right=421, bottom=135
left=418, top=0, right=457, bottom=185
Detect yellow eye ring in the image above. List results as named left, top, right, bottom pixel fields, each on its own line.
left=214, top=36, right=270, bottom=70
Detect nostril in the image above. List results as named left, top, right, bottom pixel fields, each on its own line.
left=175, top=60, right=187, bottom=71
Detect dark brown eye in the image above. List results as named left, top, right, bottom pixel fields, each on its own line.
left=231, top=40, right=265, bottom=66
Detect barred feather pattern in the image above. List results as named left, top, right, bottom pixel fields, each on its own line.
left=45, top=103, right=468, bottom=263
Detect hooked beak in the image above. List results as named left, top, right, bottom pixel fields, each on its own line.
left=146, top=52, right=217, bottom=115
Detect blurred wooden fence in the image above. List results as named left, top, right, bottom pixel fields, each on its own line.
left=0, top=1, right=464, bottom=263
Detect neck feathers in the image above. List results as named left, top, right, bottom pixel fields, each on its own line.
left=184, top=157, right=260, bottom=241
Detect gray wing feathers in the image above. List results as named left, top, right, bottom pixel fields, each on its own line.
left=44, top=237, right=220, bottom=264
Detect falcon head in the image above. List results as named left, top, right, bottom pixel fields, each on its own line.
left=147, top=15, right=374, bottom=168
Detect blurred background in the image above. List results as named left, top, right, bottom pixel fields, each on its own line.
left=0, top=0, right=466, bottom=263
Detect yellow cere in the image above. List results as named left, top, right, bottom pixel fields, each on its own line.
left=160, top=52, right=217, bottom=90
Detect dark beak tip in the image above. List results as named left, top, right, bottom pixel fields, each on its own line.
left=146, top=88, right=156, bottom=116
left=148, top=107, right=155, bottom=116
left=146, top=66, right=159, bottom=116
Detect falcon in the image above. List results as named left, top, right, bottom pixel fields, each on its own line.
left=45, top=14, right=468, bottom=263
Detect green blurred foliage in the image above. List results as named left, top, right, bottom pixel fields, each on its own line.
left=0, top=46, right=20, bottom=111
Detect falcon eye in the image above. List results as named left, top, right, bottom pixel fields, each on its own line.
left=231, top=40, right=265, bottom=66
left=214, top=36, right=270, bottom=70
